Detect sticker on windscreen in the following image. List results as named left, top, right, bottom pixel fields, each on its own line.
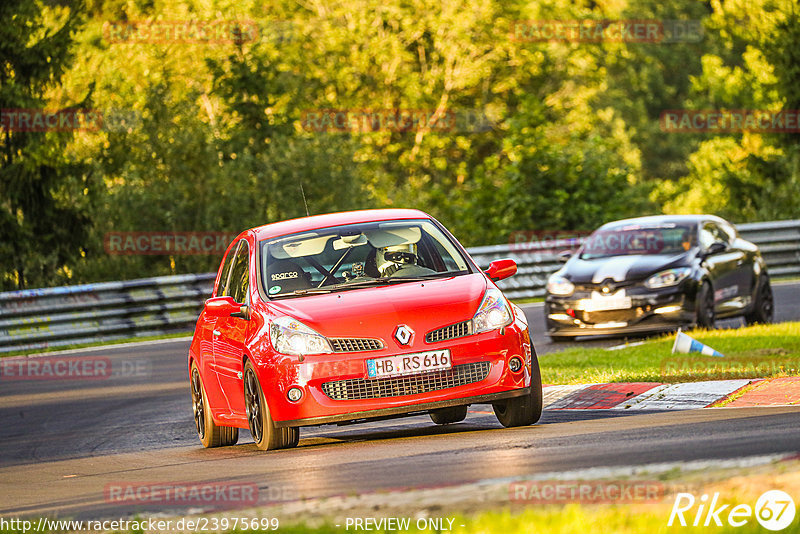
left=269, top=285, right=281, bottom=295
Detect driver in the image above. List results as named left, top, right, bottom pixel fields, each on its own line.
left=376, top=243, right=434, bottom=277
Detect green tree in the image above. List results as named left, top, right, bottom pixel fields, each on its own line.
left=0, top=0, right=90, bottom=289
left=658, top=0, right=800, bottom=221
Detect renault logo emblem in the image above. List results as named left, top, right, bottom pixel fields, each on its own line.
left=394, top=325, right=414, bottom=345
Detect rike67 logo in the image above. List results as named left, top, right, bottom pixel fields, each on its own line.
left=669, top=490, right=796, bottom=531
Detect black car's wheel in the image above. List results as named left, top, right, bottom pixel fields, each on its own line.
left=190, top=362, right=238, bottom=448
left=244, top=360, right=299, bottom=451
left=695, top=281, right=715, bottom=329
left=493, top=353, right=543, bottom=428
left=430, top=405, right=468, bottom=425
left=745, top=277, right=774, bottom=325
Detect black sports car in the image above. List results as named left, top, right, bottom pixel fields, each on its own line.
left=545, top=215, right=773, bottom=340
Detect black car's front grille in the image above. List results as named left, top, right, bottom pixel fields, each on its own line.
left=330, top=338, right=384, bottom=352
left=321, top=361, right=491, bottom=401
left=574, top=281, right=637, bottom=293
left=425, top=320, right=472, bottom=343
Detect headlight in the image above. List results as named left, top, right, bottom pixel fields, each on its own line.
left=270, top=316, right=332, bottom=355
left=644, top=267, right=692, bottom=289
left=546, top=275, right=574, bottom=296
left=473, top=288, right=513, bottom=334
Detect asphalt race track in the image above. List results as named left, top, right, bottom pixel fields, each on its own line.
left=1, top=282, right=798, bottom=520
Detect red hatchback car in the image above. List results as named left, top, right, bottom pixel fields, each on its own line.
left=188, top=209, right=542, bottom=450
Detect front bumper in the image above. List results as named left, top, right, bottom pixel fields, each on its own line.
left=257, top=321, right=532, bottom=425
left=545, top=285, right=695, bottom=337
left=276, top=389, right=528, bottom=427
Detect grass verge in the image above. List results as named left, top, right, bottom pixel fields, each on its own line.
left=540, top=321, right=800, bottom=385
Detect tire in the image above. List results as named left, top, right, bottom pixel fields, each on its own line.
left=493, top=352, right=544, bottom=428
left=244, top=360, right=299, bottom=451
left=190, top=362, right=239, bottom=448
left=430, top=405, right=468, bottom=425
left=745, top=277, right=774, bottom=325
left=695, top=281, right=715, bottom=329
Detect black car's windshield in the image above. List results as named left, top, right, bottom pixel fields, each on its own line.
left=580, top=223, right=696, bottom=260
left=260, top=219, right=471, bottom=298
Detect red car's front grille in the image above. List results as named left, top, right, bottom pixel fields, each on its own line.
left=330, top=338, right=384, bottom=352
left=320, top=361, right=491, bottom=401
left=425, top=320, right=472, bottom=343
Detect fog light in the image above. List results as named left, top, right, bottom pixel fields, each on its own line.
left=509, top=357, right=523, bottom=372
left=287, top=387, right=303, bottom=402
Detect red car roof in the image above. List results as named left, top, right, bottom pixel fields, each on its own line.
left=250, top=208, right=432, bottom=240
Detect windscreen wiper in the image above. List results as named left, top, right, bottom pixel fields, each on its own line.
left=295, top=274, right=464, bottom=295
left=287, top=277, right=425, bottom=296
left=390, top=271, right=464, bottom=280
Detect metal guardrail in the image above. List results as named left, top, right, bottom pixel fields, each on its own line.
left=1, top=219, right=798, bottom=353
left=0, top=274, right=215, bottom=353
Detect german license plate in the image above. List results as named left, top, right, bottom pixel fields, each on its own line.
left=583, top=291, right=632, bottom=312
left=366, top=350, right=451, bottom=379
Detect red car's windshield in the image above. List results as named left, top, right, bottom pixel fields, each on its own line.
left=260, top=219, right=471, bottom=297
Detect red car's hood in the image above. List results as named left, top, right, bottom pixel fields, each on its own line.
left=267, top=274, right=489, bottom=343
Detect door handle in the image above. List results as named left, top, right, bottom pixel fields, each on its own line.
left=213, top=329, right=221, bottom=336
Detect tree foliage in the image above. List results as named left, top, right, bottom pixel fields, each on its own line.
left=1, top=0, right=90, bottom=289
left=657, top=0, right=800, bottom=221
left=2, top=0, right=798, bottom=288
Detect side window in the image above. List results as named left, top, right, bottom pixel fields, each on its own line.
left=719, top=222, right=737, bottom=242
left=701, top=222, right=732, bottom=250
left=214, top=242, right=239, bottom=297
left=227, top=241, right=250, bottom=304
left=699, top=224, right=716, bottom=249
left=712, top=223, right=730, bottom=244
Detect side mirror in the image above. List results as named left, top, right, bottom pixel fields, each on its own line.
left=485, top=258, right=517, bottom=282
left=204, top=296, right=250, bottom=320
left=557, top=250, right=573, bottom=263
left=702, top=241, right=727, bottom=258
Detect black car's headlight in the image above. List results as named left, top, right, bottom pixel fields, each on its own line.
left=546, top=274, right=575, bottom=296
left=644, top=267, right=692, bottom=289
